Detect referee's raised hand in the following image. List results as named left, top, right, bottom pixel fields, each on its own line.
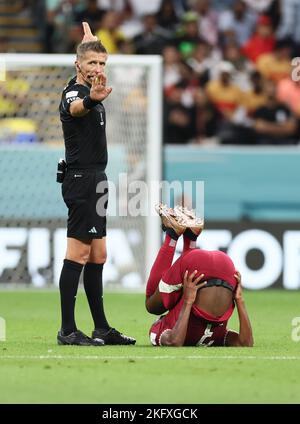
left=90, top=73, right=112, bottom=102
left=82, top=21, right=98, bottom=43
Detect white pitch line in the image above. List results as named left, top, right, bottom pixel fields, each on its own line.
left=1, top=355, right=300, bottom=361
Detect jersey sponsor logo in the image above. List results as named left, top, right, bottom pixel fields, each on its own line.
left=66, top=90, right=79, bottom=99
left=74, top=174, right=82, bottom=178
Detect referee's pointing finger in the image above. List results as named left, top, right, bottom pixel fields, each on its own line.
left=82, top=22, right=92, bottom=36
left=81, top=22, right=98, bottom=43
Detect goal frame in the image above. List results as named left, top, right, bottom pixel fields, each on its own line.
left=2, top=53, right=163, bottom=280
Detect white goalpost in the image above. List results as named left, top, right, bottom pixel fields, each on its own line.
left=0, top=53, right=162, bottom=289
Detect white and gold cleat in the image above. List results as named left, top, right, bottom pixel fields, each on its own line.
left=155, top=203, right=186, bottom=236
left=174, top=205, right=204, bottom=236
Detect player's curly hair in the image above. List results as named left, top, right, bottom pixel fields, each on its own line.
left=76, top=41, right=107, bottom=59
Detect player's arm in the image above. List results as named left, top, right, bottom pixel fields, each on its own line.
left=160, top=271, right=207, bottom=347
left=225, top=271, right=254, bottom=347
left=145, top=288, right=168, bottom=315
left=70, top=73, right=112, bottom=118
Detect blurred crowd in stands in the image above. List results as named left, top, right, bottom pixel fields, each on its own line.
left=1, top=0, right=300, bottom=145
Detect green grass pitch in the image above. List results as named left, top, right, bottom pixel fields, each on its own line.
left=0, top=289, right=300, bottom=404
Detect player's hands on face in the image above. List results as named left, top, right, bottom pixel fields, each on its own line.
left=81, top=22, right=98, bottom=43
left=90, top=72, right=112, bottom=101
left=183, top=270, right=207, bottom=305
left=234, top=270, right=243, bottom=302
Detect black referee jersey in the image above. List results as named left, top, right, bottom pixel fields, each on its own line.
left=58, top=76, right=108, bottom=239
left=59, top=76, right=108, bottom=170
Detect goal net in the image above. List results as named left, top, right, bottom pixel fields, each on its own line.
left=0, top=54, right=162, bottom=290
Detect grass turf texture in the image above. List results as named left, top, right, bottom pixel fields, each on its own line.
left=0, top=290, right=300, bottom=404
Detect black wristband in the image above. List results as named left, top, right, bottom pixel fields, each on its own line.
left=83, top=95, right=100, bottom=110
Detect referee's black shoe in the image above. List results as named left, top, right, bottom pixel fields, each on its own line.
left=57, top=330, right=104, bottom=346
left=92, top=328, right=136, bottom=345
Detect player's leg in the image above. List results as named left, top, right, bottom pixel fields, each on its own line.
left=145, top=204, right=186, bottom=315
left=66, top=236, right=92, bottom=264
left=174, top=206, right=204, bottom=254
left=83, top=169, right=110, bottom=331
left=84, top=237, right=109, bottom=330
left=57, top=237, right=103, bottom=345
left=183, top=228, right=200, bottom=253
left=58, top=168, right=105, bottom=345
left=145, top=233, right=178, bottom=314
left=87, top=237, right=136, bottom=345
left=153, top=210, right=205, bottom=312
left=60, top=238, right=91, bottom=336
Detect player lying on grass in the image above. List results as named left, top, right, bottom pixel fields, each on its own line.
left=146, top=204, right=253, bottom=347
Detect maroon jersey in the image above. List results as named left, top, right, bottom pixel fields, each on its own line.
left=149, top=297, right=230, bottom=346
left=149, top=249, right=237, bottom=347
left=159, top=249, right=237, bottom=311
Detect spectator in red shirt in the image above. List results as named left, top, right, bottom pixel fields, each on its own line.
left=242, top=14, right=275, bottom=63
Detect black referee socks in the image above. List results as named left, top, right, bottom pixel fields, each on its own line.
left=59, top=259, right=83, bottom=336
left=83, top=262, right=110, bottom=331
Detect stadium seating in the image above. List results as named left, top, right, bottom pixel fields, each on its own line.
left=0, top=0, right=42, bottom=52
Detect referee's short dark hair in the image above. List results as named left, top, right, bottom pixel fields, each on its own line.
left=76, top=41, right=107, bottom=59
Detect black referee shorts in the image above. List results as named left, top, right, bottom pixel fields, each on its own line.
left=62, top=168, right=108, bottom=239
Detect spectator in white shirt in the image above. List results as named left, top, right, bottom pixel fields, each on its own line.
left=219, top=0, right=257, bottom=46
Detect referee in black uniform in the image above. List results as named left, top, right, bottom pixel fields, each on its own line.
left=57, top=24, right=136, bottom=346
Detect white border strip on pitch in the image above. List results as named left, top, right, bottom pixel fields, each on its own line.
left=2, top=53, right=162, bottom=68
left=1, top=355, right=300, bottom=360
